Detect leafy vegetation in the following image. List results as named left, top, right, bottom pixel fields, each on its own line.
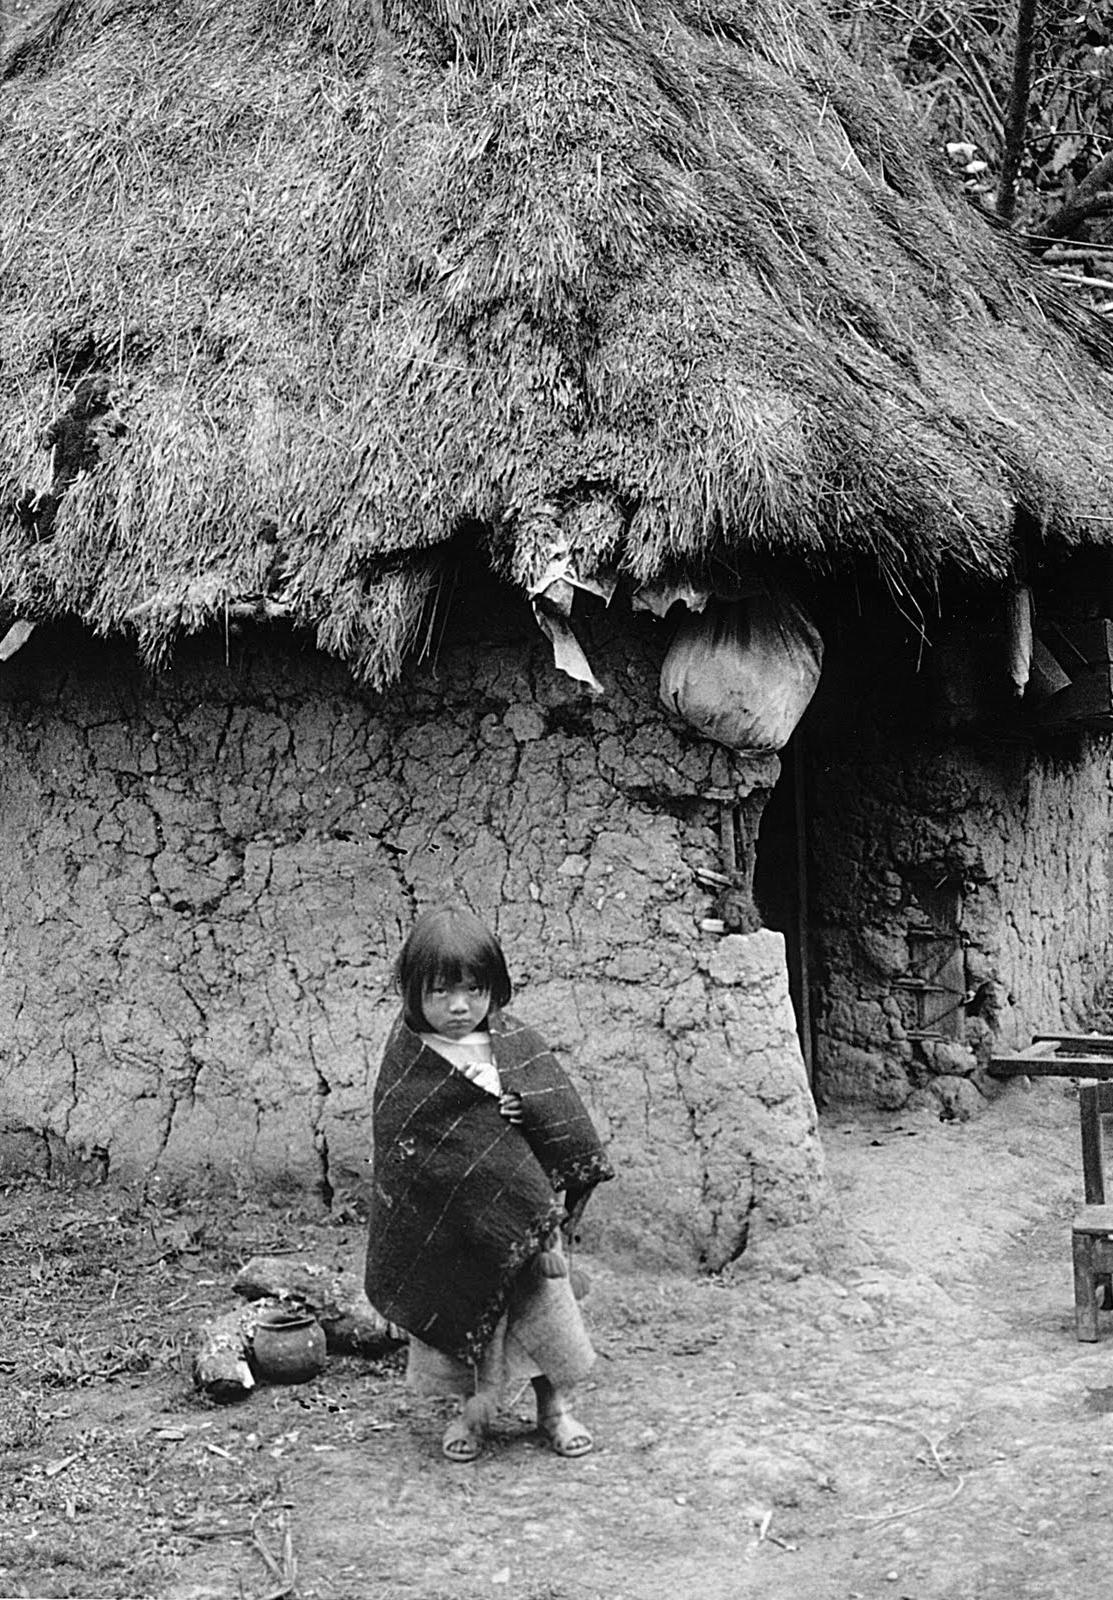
left=837, top=0, right=1113, bottom=235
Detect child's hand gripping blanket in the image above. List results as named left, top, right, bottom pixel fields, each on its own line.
left=365, top=1011, right=613, bottom=1365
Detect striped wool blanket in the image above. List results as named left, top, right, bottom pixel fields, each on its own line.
left=364, top=1010, right=614, bottom=1364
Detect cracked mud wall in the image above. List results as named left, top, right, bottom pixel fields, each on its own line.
left=0, top=600, right=828, bottom=1267
left=806, top=635, right=1113, bottom=1116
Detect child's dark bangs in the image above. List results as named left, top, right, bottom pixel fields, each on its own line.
left=430, top=926, right=499, bottom=991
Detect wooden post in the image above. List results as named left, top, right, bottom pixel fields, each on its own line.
left=719, top=802, right=737, bottom=878
left=793, top=734, right=814, bottom=1084
left=1074, top=1230, right=1101, bottom=1341
left=1081, top=1085, right=1106, bottom=1205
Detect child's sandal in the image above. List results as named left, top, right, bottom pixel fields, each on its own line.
left=442, top=1415, right=482, bottom=1462
left=539, top=1412, right=593, bottom=1458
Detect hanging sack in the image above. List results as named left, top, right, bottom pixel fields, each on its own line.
left=659, top=592, right=823, bottom=751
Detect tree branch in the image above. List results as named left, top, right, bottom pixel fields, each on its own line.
left=1041, top=150, right=1113, bottom=240
left=996, top=0, right=1040, bottom=221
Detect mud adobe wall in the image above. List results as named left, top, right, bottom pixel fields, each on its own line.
left=807, top=625, right=1113, bottom=1116
left=0, top=600, right=827, bottom=1267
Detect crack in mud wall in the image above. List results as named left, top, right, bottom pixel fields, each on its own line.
left=0, top=606, right=829, bottom=1265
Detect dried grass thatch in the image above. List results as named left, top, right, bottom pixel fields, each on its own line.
left=4, top=0, right=1113, bottom=682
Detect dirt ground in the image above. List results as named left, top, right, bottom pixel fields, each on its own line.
left=3, top=1077, right=1113, bottom=1600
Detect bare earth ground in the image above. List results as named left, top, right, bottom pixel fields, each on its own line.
left=4, top=1079, right=1113, bottom=1600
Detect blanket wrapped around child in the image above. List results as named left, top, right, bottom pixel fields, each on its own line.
left=365, top=1011, right=613, bottom=1365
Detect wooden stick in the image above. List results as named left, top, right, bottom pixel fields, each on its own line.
left=719, top=804, right=737, bottom=878
left=1050, top=273, right=1113, bottom=292
left=192, top=1306, right=262, bottom=1400
left=1043, top=248, right=1113, bottom=264
left=252, top=1508, right=297, bottom=1600
left=847, top=1475, right=966, bottom=1527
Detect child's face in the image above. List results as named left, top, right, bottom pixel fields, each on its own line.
left=421, top=974, right=491, bottom=1036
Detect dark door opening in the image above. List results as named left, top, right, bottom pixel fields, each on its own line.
left=753, top=737, right=813, bottom=1081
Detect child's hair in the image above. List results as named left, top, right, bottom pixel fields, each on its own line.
left=395, top=905, right=513, bottom=1032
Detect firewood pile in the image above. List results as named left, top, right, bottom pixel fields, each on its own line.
left=1041, top=242, right=1113, bottom=317
left=193, top=1255, right=405, bottom=1401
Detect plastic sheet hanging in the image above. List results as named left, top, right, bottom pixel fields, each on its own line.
left=529, top=554, right=615, bottom=695
left=658, top=591, right=824, bottom=752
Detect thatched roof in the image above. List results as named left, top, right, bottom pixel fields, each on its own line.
left=4, top=0, right=1113, bottom=683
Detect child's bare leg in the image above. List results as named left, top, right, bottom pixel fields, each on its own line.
left=532, top=1375, right=593, bottom=1458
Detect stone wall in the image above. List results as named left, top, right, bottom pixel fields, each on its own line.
left=0, top=598, right=828, bottom=1266
left=806, top=642, right=1113, bottom=1116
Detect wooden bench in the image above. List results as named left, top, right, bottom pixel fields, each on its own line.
left=1073, top=1081, right=1113, bottom=1340
left=982, top=1036, right=1113, bottom=1337
left=988, top=1033, right=1113, bottom=1080
left=1074, top=1206, right=1113, bottom=1341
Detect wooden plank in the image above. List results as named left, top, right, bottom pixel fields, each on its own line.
left=1015, top=1039, right=1064, bottom=1059
left=1057, top=618, right=1113, bottom=667
left=1001, top=1047, right=1111, bottom=1060
left=1081, top=1084, right=1107, bottom=1205
left=1036, top=666, right=1113, bottom=728
left=906, top=921, right=965, bottom=1040
left=1074, top=1204, right=1113, bottom=1231
left=1075, top=1230, right=1101, bottom=1340
left=988, top=1055, right=1113, bottom=1079
left=1034, top=1034, right=1113, bottom=1053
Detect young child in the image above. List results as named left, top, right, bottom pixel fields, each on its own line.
left=364, top=904, right=614, bottom=1462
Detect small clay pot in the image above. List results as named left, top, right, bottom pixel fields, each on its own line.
left=251, top=1308, right=327, bottom=1385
